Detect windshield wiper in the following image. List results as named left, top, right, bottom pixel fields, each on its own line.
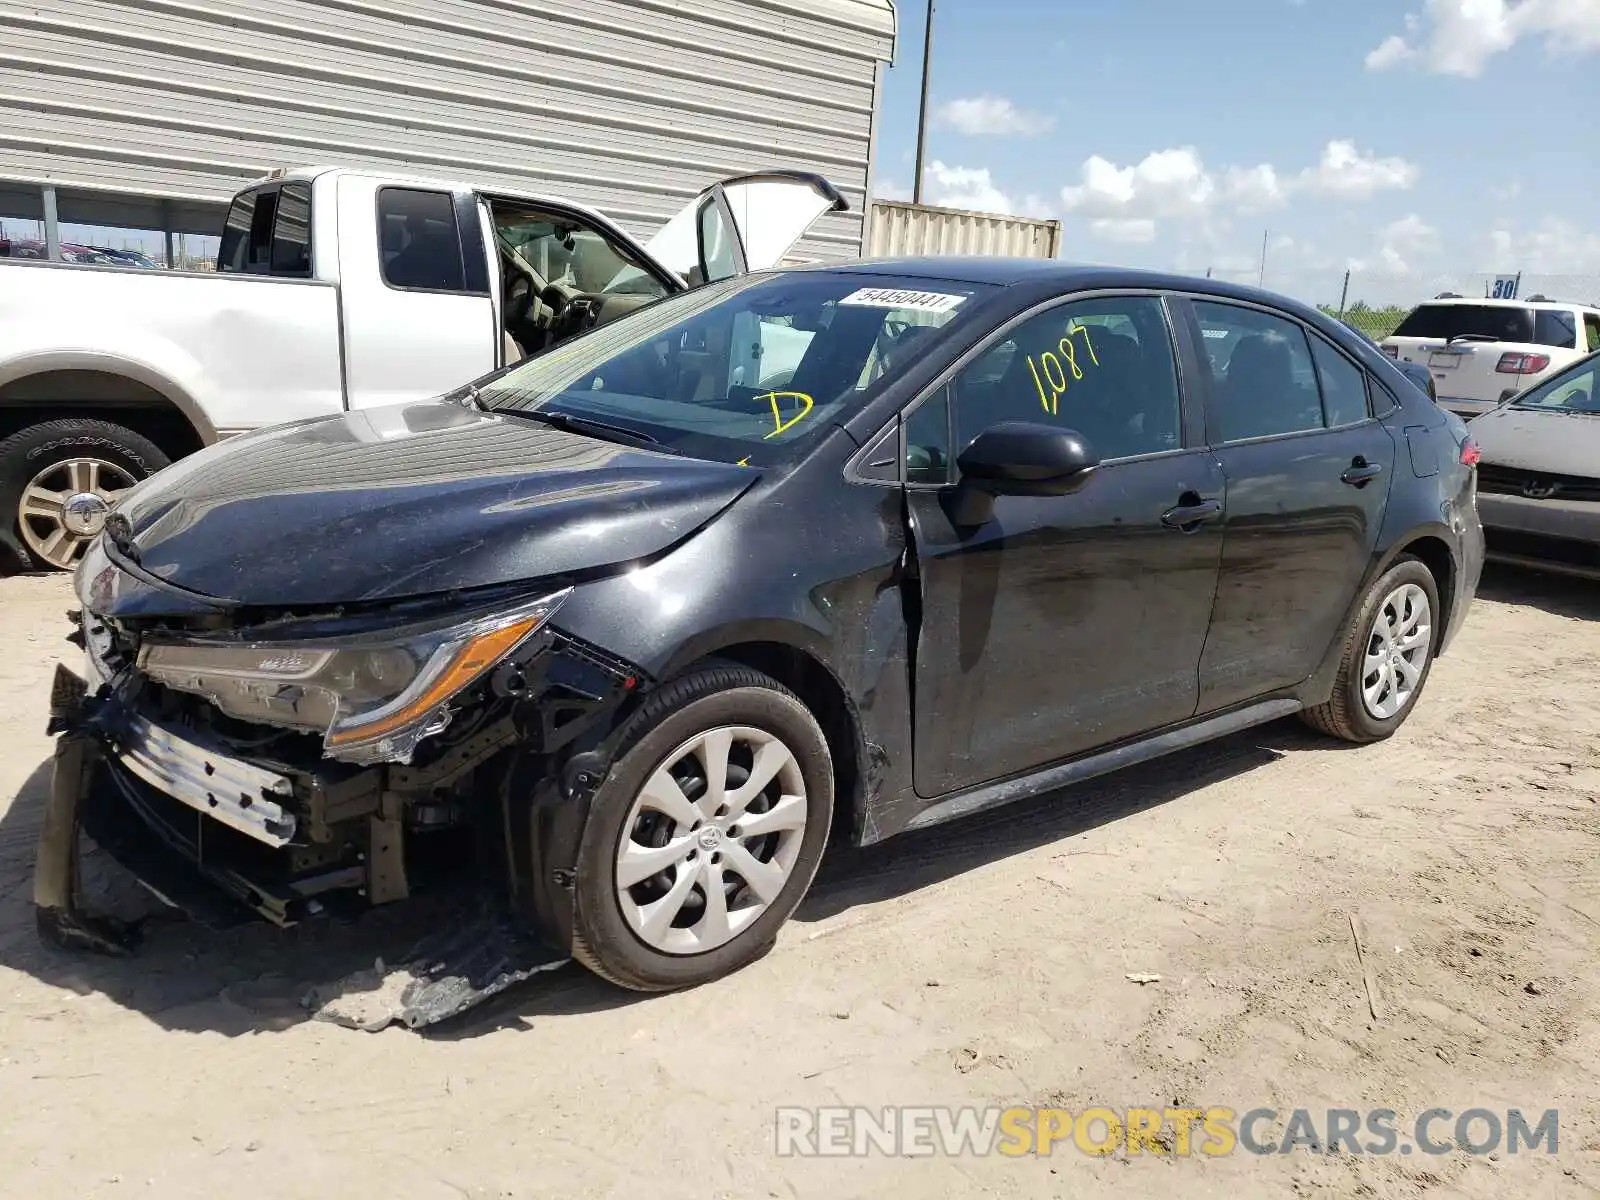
left=505, top=408, right=681, bottom=455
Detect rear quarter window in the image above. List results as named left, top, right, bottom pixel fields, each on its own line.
left=1533, top=308, right=1578, bottom=350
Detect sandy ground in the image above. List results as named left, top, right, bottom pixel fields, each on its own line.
left=0, top=567, right=1597, bottom=1199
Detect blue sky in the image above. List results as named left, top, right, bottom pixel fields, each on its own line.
left=871, top=0, right=1599, bottom=303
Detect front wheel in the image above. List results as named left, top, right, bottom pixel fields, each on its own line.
left=1301, top=555, right=1441, bottom=743
left=570, top=663, right=834, bottom=992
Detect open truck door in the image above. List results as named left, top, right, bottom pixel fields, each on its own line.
left=644, top=171, right=848, bottom=285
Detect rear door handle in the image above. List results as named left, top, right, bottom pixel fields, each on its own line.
left=1161, top=497, right=1223, bottom=531
left=1341, top=458, right=1385, bottom=487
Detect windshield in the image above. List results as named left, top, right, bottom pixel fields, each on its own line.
left=480, top=273, right=994, bottom=464
left=1509, top=355, right=1600, bottom=414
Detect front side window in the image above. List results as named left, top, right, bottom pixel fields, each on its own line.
left=1585, top=314, right=1600, bottom=352
left=1193, top=301, right=1324, bottom=442
left=379, top=188, right=466, bottom=292
left=496, top=216, right=670, bottom=301
left=951, top=295, right=1182, bottom=461
left=481, top=274, right=992, bottom=465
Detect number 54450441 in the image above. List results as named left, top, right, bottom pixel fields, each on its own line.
left=1025, top=325, right=1100, bottom=416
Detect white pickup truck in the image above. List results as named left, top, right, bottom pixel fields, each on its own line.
left=0, top=166, right=846, bottom=570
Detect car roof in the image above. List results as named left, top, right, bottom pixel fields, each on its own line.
left=795, top=256, right=1324, bottom=308
left=1410, top=296, right=1597, bottom=312
left=241, top=166, right=615, bottom=225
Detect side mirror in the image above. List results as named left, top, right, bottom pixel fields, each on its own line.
left=947, top=422, right=1099, bottom=526
left=1498, top=387, right=1518, bottom=404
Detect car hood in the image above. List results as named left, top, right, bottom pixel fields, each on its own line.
left=111, top=401, right=758, bottom=606
left=1469, top=405, right=1600, bottom=477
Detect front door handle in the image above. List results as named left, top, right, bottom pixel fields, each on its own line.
left=1341, top=457, right=1385, bottom=487
left=1161, top=497, right=1223, bottom=532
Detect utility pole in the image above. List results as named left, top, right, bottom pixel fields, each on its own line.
left=1258, top=228, right=1269, bottom=287
left=912, top=0, right=936, bottom=204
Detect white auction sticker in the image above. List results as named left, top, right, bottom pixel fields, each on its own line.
left=838, top=287, right=967, bottom=314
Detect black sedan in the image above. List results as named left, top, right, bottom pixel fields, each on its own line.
left=43, top=260, right=1484, bottom=1003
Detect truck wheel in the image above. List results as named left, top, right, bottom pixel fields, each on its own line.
left=569, top=663, right=834, bottom=992
left=0, top=419, right=168, bottom=572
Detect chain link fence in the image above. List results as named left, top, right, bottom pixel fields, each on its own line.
left=1201, top=268, right=1600, bottom=344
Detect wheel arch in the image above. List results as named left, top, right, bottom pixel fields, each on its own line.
left=0, top=354, right=216, bottom=461
left=1301, top=521, right=1461, bottom=707
left=669, top=634, right=866, bottom=850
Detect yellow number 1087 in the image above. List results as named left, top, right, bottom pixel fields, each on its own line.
left=1025, top=324, right=1101, bottom=416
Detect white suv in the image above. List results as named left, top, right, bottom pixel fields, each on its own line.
left=1382, top=295, right=1600, bottom=419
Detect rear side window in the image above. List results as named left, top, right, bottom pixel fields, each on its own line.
left=378, top=188, right=466, bottom=292
left=1309, top=335, right=1370, bottom=426
left=1533, top=308, right=1577, bottom=349
left=1192, top=301, right=1324, bottom=442
left=1392, top=303, right=1534, bottom=343
left=217, top=188, right=278, bottom=274
left=269, top=183, right=312, bottom=276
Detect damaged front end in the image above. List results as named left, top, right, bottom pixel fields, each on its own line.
left=37, top=562, right=647, bottom=1026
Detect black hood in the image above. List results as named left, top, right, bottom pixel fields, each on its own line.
left=111, top=401, right=758, bottom=606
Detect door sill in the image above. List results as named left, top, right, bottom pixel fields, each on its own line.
left=904, top=698, right=1303, bottom=833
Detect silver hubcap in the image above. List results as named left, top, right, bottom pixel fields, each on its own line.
left=18, top=458, right=136, bottom=570
left=1362, top=583, right=1432, bottom=720
left=616, top=725, right=807, bottom=956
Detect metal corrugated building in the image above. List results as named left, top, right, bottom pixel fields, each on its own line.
left=0, top=0, right=897, bottom=262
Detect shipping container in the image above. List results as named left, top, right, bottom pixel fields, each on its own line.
left=0, top=0, right=896, bottom=263
left=866, top=200, right=1062, bottom=260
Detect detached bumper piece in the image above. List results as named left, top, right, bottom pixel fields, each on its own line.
left=303, top=905, right=571, bottom=1032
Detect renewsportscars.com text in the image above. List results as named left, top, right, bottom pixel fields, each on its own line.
left=774, top=1106, right=1559, bottom=1158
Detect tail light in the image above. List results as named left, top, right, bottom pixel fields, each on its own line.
left=1459, top=438, right=1480, bottom=467
left=1496, top=352, right=1550, bottom=374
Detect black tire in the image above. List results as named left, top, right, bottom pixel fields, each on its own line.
left=570, top=662, right=834, bottom=992
left=0, top=418, right=169, bottom=572
left=1301, top=555, right=1441, bottom=743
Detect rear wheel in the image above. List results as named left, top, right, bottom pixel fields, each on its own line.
left=0, top=419, right=167, bottom=571
left=1302, top=556, right=1440, bottom=743
left=570, top=663, right=833, bottom=992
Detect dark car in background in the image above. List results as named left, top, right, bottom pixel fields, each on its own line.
left=44, top=260, right=1483, bottom=1005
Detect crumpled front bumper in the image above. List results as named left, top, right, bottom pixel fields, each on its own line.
left=35, top=662, right=576, bottom=1029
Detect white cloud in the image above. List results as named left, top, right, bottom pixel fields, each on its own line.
left=1057, top=141, right=1416, bottom=240
left=1060, top=147, right=1217, bottom=221
left=1366, top=0, right=1600, bottom=77
left=872, top=177, right=912, bottom=202
left=922, top=161, right=1014, bottom=214
left=1090, top=218, right=1158, bottom=244
left=1364, top=34, right=1416, bottom=68
left=1484, top=218, right=1600, bottom=272
left=935, top=95, right=1056, bottom=137
left=1373, top=213, right=1440, bottom=272
left=1295, top=140, right=1420, bottom=199
left=1222, top=164, right=1286, bottom=212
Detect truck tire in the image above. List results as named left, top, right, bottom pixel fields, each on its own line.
left=0, top=418, right=169, bottom=573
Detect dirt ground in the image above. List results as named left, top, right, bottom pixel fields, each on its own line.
left=1, top=567, right=1597, bottom=1199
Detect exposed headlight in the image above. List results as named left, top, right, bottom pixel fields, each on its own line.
left=138, top=589, right=570, bottom=765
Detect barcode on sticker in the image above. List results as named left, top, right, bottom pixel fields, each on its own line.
left=839, top=288, right=966, bottom=314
